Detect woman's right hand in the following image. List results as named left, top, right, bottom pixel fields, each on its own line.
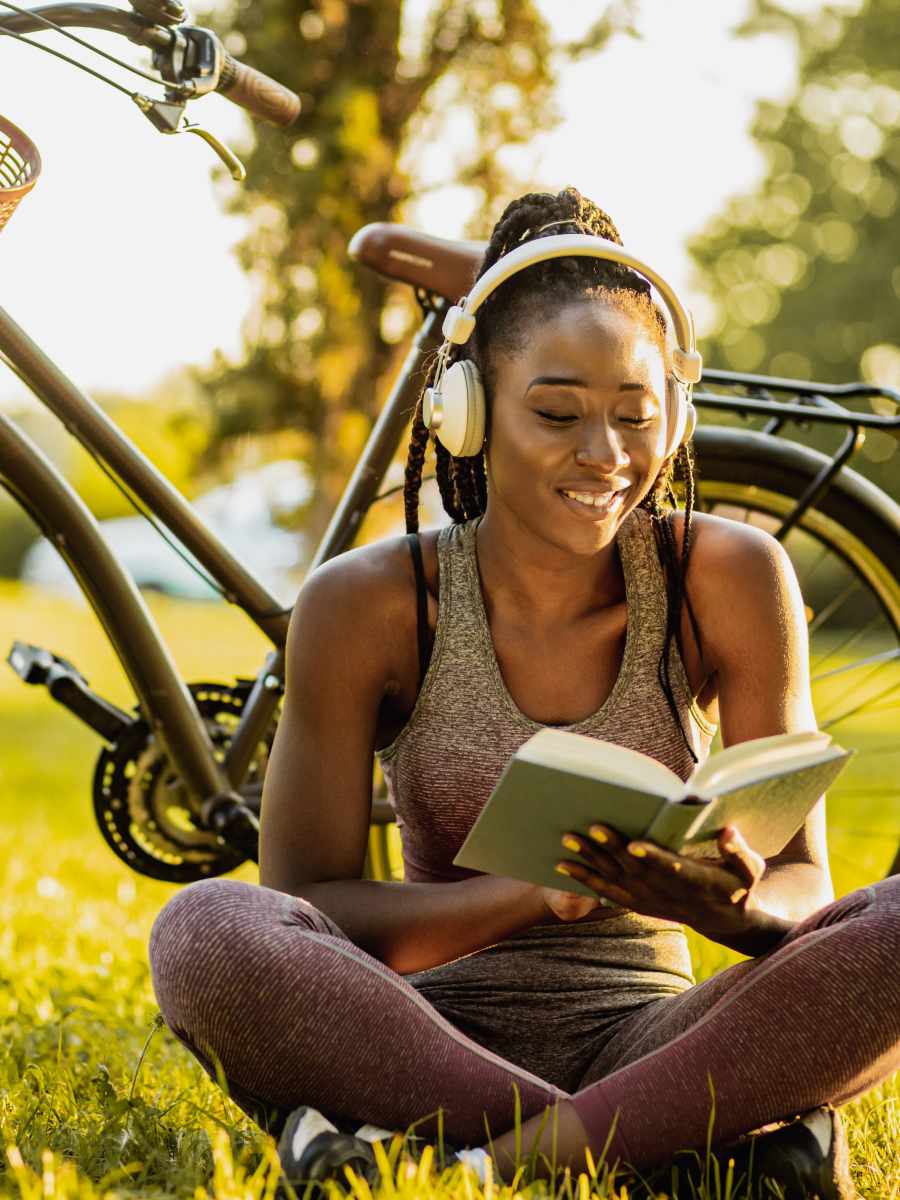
left=539, top=885, right=610, bottom=922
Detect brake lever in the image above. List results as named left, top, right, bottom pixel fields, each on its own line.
left=181, top=123, right=246, bottom=181
left=132, top=94, right=246, bottom=181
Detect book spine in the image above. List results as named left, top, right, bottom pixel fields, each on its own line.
left=646, top=799, right=708, bottom=850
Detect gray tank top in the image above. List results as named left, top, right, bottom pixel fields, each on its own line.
left=377, top=507, right=718, bottom=1065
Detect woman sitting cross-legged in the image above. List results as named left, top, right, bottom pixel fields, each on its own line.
left=148, top=187, right=900, bottom=1199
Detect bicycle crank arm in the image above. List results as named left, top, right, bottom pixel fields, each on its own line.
left=200, top=791, right=260, bottom=863
left=7, top=641, right=132, bottom=743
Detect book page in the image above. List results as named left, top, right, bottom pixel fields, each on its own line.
left=681, top=750, right=852, bottom=858
left=516, top=728, right=684, bottom=799
left=690, top=730, right=833, bottom=799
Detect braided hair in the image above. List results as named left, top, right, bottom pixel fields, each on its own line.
left=403, top=186, right=703, bottom=762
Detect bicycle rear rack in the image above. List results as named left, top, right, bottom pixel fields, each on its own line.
left=694, top=370, right=899, bottom=540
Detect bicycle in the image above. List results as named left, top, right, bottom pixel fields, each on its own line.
left=1, top=3, right=899, bottom=892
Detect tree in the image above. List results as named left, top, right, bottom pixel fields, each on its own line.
left=689, top=0, right=900, bottom=396
left=196, top=0, right=563, bottom=544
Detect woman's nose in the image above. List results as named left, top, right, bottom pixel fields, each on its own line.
left=574, top=421, right=630, bottom=472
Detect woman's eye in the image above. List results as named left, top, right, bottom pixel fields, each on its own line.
left=620, top=416, right=653, bottom=427
left=536, top=410, right=576, bottom=424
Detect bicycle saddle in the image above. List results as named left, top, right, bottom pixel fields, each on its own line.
left=349, top=223, right=485, bottom=302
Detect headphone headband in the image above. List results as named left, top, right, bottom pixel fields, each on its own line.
left=441, top=233, right=702, bottom=386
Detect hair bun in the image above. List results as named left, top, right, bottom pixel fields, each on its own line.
left=484, top=187, right=624, bottom=273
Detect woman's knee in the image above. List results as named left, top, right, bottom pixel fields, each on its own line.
left=148, top=878, right=344, bottom=1029
left=870, top=872, right=900, bottom=915
left=795, top=876, right=900, bottom=968
left=149, top=878, right=249, bottom=1025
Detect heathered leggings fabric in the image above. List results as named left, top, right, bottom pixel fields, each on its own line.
left=149, top=873, right=900, bottom=1167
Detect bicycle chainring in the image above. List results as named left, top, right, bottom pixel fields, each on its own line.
left=92, top=680, right=274, bottom=883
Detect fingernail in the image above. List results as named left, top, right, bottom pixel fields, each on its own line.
left=589, top=825, right=608, bottom=844
left=730, top=886, right=748, bottom=904
left=671, top=861, right=683, bottom=872
left=555, top=863, right=572, bottom=876
left=724, top=841, right=739, bottom=854
left=627, top=843, right=647, bottom=858
left=561, top=834, right=581, bottom=853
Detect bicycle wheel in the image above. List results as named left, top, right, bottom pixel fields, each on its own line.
left=693, top=427, right=900, bottom=890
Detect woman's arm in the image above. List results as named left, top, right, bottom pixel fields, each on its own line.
left=555, top=513, right=835, bottom=956
left=259, top=540, right=548, bottom=973
left=693, top=513, right=835, bottom=929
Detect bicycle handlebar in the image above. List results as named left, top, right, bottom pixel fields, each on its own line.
left=0, top=3, right=301, bottom=126
left=218, top=51, right=301, bottom=127
left=0, top=3, right=167, bottom=44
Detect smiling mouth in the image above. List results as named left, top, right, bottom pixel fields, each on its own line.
left=559, top=487, right=628, bottom=517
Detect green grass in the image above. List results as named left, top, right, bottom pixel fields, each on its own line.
left=0, top=582, right=898, bottom=1199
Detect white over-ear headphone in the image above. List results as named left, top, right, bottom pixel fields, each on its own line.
left=423, top=233, right=702, bottom=460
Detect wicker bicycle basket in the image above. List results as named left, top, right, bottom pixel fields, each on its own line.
left=0, top=115, right=42, bottom=233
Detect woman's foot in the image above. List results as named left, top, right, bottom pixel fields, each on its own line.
left=276, top=1106, right=379, bottom=1188
left=750, top=1105, right=857, bottom=1200
left=661, top=1104, right=857, bottom=1199
left=276, top=1106, right=475, bottom=1189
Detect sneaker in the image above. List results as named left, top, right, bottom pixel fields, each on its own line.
left=277, top=1106, right=379, bottom=1189
left=662, top=1104, right=857, bottom=1200
left=750, top=1105, right=857, bottom=1200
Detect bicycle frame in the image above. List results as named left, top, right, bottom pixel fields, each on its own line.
left=0, top=299, right=443, bottom=821
left=1, top=296, right=898, bottom=832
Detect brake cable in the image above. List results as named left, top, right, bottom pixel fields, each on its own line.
left=0, top=1, right=246, bottom=179
left=0, top=0, right=181, bottom=90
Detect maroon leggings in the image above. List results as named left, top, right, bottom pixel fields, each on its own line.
left=148, top=876, right=900, bottom=1168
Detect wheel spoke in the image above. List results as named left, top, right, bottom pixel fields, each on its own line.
left=827, top=827, right=900, bottom=839
left=819, top=679, right=900, bottom=730
left=812, top=647, right=900, bottom=683
left=811, top=614, right=885, bottom=672
left=793, top=541, right=833, bottom=594
left=807, top=580, right=863, bottom=636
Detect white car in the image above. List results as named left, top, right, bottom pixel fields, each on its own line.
left=21, top=460, right=310, bottom=603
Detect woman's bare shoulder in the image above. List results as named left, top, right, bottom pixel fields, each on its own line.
left=286, top=529, right=441, bottom=677
left=670, top=508, right=796, bottom=586
left=668, top=507, right=805, bottom=668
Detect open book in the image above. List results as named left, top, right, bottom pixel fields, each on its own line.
left=452, top=729, right=852, bottom=897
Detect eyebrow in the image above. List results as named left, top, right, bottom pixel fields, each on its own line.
left=525, top=375, right=650, bottom=392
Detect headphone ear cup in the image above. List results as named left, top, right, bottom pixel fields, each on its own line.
left=664, top=375, right=695, bottom=460
left=434, top=359, right=486, bottom=458
left=682, top=394, right=697, bottom=445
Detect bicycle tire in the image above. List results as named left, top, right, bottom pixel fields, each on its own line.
left=693, top=427, right=900, bottom=628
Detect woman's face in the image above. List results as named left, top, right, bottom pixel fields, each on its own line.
left=484, top=298, right=671, bottom=556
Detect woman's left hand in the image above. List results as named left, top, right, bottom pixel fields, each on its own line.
left=555, top=820, right=768, bottom=943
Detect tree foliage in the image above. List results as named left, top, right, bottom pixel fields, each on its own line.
left=689, top=0, right=900, bottom=392
left=196, top=0, right=564, bottom=541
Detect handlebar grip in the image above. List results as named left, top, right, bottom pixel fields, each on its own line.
left=218, top=52, right=301, bottom=127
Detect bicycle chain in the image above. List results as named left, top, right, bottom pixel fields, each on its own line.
left=92, top=680, right=274, bottom=883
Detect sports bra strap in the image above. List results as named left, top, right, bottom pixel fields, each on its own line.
left=406, top=532, right=431, bottom=688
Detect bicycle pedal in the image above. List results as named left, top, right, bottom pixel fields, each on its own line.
left=7, top=641, right=132, bottom=743
left=7, top=641, right=84, bottom=686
